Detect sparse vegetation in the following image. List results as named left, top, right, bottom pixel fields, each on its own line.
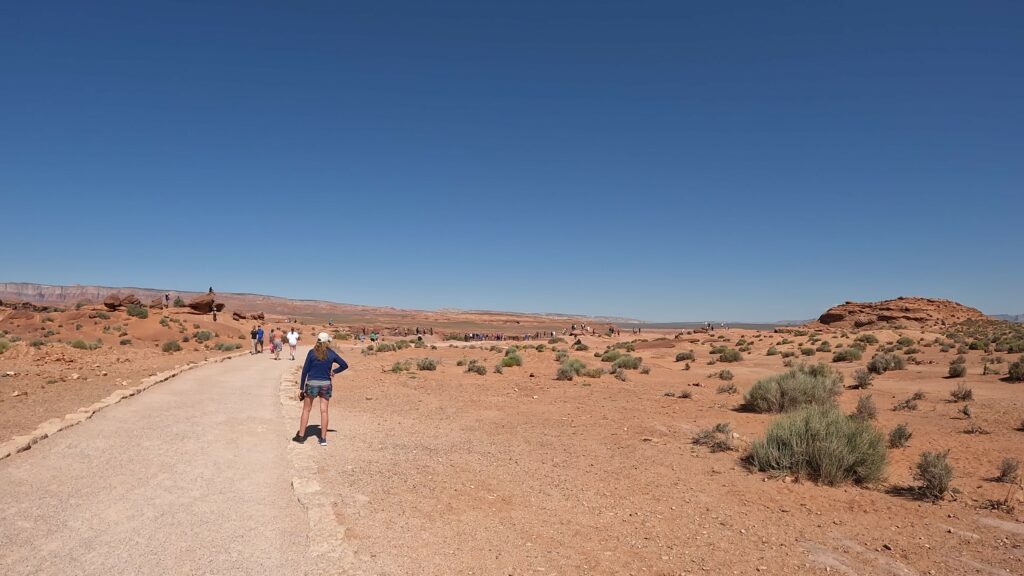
left=914, top=450, right=953, bottom=500
left=832, top=348, right=862, bottom=362
left=693, top=423, right=735, bottom=452
left=852, top=368, right=873, bottom=389
left=612, top=355, right=642, bottom=370
left=888, top=424, right=912, bottom=448
left=613, top=368, right=627, bottom=381
left=766, top=347, right=779, bottom=356
left=162, top=340, right=182, bottom=353
left=996, top=458, right=1020, bottom=484
left=852, top=395, right=877, bottom=421
left=416, top=358, right=438, bottom=371
left=600, top=349, right=622, bottom=363
left=193, top=330, right=213, bottom=343
left=214, top=342, right=242, bottom=351
left=867, top=352, right=905, bottom=374
left=675, top=351, right=695, bottom=362
left=119, top=338, right=132, bottom=345
left=125, top=304, right=148, bottom=319
left=1008, top=356, right=1024, bottom=382
left=742, top=363, right=843, bottom=413
left=949, top=383, right=973, bottom=402
left=716, top=382, right=737, bottom=395
left=718, top=348, right=743, bottom=363
left=390, top=360, right=412, bottom=373
left=501, top=350, right=523, bottom=368
left=716, top=369, right=734, bottom=381
left=581, top=366, right=605, bottom=378
left=70, top=338, right=102, bottom=350
left=746, top=405, right=886, bottom=486
left=465, top=360, right=487, bottom=375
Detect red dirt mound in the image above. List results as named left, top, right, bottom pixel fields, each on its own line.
left=813, top=296, right=984, bottom=329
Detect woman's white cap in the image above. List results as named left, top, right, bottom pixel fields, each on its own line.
left=317, top=332, right=331, bottom=343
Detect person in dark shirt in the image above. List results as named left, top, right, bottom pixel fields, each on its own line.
left=294, top=332, right=349, bottom=446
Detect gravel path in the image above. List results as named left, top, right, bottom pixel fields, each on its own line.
left=0, top=354, right=313, bottom=576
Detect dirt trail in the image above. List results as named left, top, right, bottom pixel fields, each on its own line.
left=0, top=353, right=314, bottom=576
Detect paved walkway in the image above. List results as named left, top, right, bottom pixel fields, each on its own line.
left=0, top=354, right=312, bottom=576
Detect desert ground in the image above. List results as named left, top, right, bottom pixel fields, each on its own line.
left=1, top=291, right=1022, bottom=575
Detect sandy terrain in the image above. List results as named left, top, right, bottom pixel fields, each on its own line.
left=306, top=328, right=1022, bottom=574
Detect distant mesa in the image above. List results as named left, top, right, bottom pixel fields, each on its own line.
left=814, top=296, right=985, bottom=330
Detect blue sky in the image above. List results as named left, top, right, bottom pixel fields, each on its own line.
left=2, top=1, right=1022, bottom=322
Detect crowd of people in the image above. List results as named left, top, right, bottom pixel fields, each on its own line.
left=249, top=325, right=301, bottom=360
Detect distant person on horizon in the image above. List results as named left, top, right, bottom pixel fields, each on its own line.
left=287, top=327, right=299, bottom=360
left=295, top=332, right=348, bottom=446
left=256, top=325, right=264, bottom=353
left=164, top=293, right=170, bottom=309
left=249, top=326, right=258, bottom=354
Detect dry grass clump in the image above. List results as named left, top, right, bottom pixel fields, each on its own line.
left=851, top=368, right=874, bottom=389
left=162, top=340, right=182, bottom=353
left=742, top=363, right=843, bottom=413
left=915, top=450, right=953, bottom=500
left=390, top=360, right=412, bottom=373
left=948, top=362, right=967, bottom=378
left=556, top=358, right=587, bottom=381
left=852, top=395, right=877, bottom=421
left=612, top=355, right=643, bottom=370
left=949, top=383, right=973, bottom=402
left=465, top=360, right=487, bottom=375
left=746, top=405, right=886, bottom=486
left=996, top=458, right=1020, bottom=483
left=675, top=351, right=695, bottom=362
left=718, top=348, right=743, bottom=362
left=888, top=424, right=912, bottom=448
left=501, top=349, right=523, bottom=368
left=416, top=358, right=438, bottom=371
left=1008, top=356, right=1024, bottom=382
left=693, top=423, right=735, bottom=452
left=716, top=382, right=737, bottom=395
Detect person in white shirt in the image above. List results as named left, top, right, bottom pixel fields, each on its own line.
left=287, top=328, right=300, bottom=361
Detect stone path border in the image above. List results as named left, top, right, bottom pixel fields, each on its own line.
left=278, top=368, right=357, bottom=572
left=0, top=350, right=250, bottom=461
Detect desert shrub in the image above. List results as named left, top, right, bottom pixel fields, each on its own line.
left=182, top=335, right=191, bottom=343
left=173, top=296, right=185, bottom=307
left=548, top=337, right=566, bottom=344
left=746, top=405, right=886, bottom=486
left=950, top=354, right=966, bottom=365
left=465, top=361, right=487, bottom=375
left=493, top=364, right=503, bottom=374
left=855, top=334, right=879, bottom=345
left=716, top=382, right=737, bottom=395
left=556, top=358, right=587, bottom=381
left=915, top=450, right=953, bottom=500
left=501, top=351, right=523, bottom=368
left=600, top=349, right=622, bottom=363
left=534, top=344, right=546, bottom=353
left=162, top=340, right=182, bottom=353
left=639, top=366, right=651, bottom=375
left=192, top=323, right=200, bottom=329
left=718, top=348, right=743, bottom=362
left=892, top=396, right=918, bottom=412
left=554, top=350, right=569, bottom=362
left=832, top=348, right=862, bottom=362
left=983, top=363, right=1002, bottom=376
left=851, top=369, right=873, bottom=389
left=29, top=338, right=45, bottom=347
left=903, top=347, right=920, bottom=355
left=394, top=340, right=412, bottom=350
left=456, top=358, right=467, bottom=366
left=193, top=330, right=213, bottom=343
left=581, top=366, right=604, bottom=378
left=416, top=358, right=437, bottom=371
left=947, top=363, right=967, bottom=378
left=888, top=424, right=912, bottom=448
left=816, top=342, right=832, bottom=353
left=675, top=351, right=695, bottom=362
left=949, top=383, right=973, bottom=402
left=375, top=342, right=397, bottom=353
left=612, top=355, right=642, bottom=370
left=125, top=304, right=148, bottom=319
left=897, top=336, right=914, bottom=348
left=70, top=339, right=101, bottom=350
left=117, top=337, right=132, bottom=346
left=0, top=339, right=9, bottom=354
left=800, top=347, right=816, bottom=357
left=957, top=345, right=969, bottom=355
left=716, top=369, right=734, bottom=381
left=613, top=368, right=627, bottom=381
left=390, top=360, right=412, bottom=373
left=781, top=350, right=796, bottom=359
left=867, top=353, right=905, bottom=374
left=95, top=311, right=110, bottom=320
left=766, top=347, right=779, bottom=356
left=693, top=423, right=735, bottom=452
left=612, top=342, right=636, bottom=352
left=852, top=395, right=877, bottom=421
left=214, top=342, right=242, bottom=351
left=996, top=458, right=1020, bottom=483
left=1007, top=356, right=1024, bottom=382
left=742, top=363, right=843, bottom=413
left=572, top=342, right=589, bottom=351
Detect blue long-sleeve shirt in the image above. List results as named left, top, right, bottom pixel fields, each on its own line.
left=300, top=348, right=348, bottom=387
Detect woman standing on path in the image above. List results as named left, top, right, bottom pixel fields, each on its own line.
left=295, top=332, right=348, bottom=446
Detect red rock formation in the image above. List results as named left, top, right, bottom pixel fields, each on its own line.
left=814, top=297, right=984, bottom=329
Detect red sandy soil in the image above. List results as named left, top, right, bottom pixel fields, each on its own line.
left=309, top=328, right=1022, bottom=574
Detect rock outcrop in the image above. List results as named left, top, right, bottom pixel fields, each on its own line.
left=103, top=294, right=123, bottom=310
left=815, top=297, right=984, bottom=330
left=149, top=297, right=164, bottom=309
left=186, top=295, right=216, bottom=314
left=232, top=311, right=265, bottom=321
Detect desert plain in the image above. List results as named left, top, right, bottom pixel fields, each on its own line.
left=1, top=286, right=1022, bottom=575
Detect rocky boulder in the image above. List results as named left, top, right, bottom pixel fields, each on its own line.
left=186, top=295, right=216, bottom=314
left=232, top=311, right=265, bottom=321
left=149, top=297, right=164, bottom=309
left=120, top=294, right=142, bottom=307
left=103, top=294, right=123, bottom=311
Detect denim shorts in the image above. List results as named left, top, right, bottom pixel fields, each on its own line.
left=305, top=380, right=332, bottom=400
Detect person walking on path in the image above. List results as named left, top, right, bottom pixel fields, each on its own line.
left=256, top=325, right=265, bottom=353
left=286, top=327, right=299, bottom=360
left=272, top=328, right=284, bottom=360
left=250, top=325, right=258, bottom=354
left=295, top=332, right=348, bottom=446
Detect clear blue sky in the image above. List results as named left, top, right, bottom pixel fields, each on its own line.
left=2, top=1, right=1022, bottom=322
